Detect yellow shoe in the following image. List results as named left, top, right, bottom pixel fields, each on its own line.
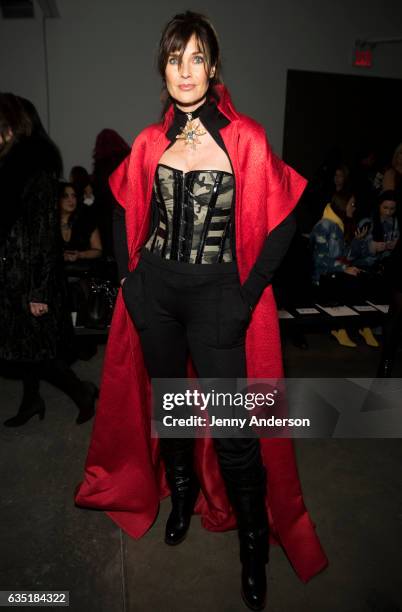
left=358, top=327, right=379, bottom=347
left=331, top=329, right=357, bottom=347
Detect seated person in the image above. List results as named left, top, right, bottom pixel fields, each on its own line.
left=59, top=182, right=103, bottom=326
left=354, top=190, right=400, bottom=270
left=58, top=181, right=102, bottom=266
left=333, top=163, right=350, bottom=194
left=310, top=190, right=378, bottom=347
left=310, top=191, right=362, bottom=283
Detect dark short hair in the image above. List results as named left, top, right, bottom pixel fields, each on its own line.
left=58, top=181, right=76, bottom=202
left=334, top=164, right=350, bottom=180
left=157, top=11, right=222, bottom=107
left=331, top=189, right=355, bottom=219
left=378, top=190, right=397, bottom=205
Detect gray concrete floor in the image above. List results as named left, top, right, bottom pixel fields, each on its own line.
left=1, top=332, right=401, bottom=612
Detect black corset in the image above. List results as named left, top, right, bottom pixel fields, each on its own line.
left=144, top=164, right=235, bottom=264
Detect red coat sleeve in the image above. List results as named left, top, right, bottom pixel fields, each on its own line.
left=262, top=131, right=307, bottom=233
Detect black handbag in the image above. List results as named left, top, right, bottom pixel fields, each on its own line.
left=86, top=279, right=118, bottom=329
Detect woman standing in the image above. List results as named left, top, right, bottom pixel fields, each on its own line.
left=75, top=12, right=328, bottom=609
left=0, top=93, right=98, bottom=426
left=92, top=129, right=130, bottom=256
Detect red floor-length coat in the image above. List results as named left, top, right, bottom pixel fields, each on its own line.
left=75, top=85, right=328, bottom=582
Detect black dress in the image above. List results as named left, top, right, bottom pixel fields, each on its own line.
left=61, top=207, right=98, bottom=253
left=61, top=207, right=100, bottom=277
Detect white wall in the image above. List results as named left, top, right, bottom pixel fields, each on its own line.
left=0, top=9, right=47, bottom=126
left=1, top=0, right=402, bottom=175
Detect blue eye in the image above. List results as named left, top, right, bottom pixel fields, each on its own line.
left=193, top=55, right=204, bottom=64
left=168, top=57, right=179, bottom=65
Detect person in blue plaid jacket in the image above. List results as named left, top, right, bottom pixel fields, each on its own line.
left=310, top=190, right=379, bottom=347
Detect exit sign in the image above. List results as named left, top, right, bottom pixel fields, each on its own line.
left=354, top=48, right=372, bottom=67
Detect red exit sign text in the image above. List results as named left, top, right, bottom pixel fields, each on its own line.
left=354, top=48, right=372, bottom=67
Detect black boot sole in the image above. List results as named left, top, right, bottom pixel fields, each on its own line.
left=164, top=531, right=188, bottom=546
left=241, top=588, right=266, bottom=611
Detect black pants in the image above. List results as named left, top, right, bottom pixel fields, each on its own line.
left=21, top=358, right=87, bottom=410
left=122, top=248, right=263, bottom=485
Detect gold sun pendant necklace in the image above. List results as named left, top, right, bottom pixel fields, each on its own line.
left=176, top=112, right=206, bottom=150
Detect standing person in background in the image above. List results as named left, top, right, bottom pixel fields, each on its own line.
left=69, top=165, right=96, bottom=207
left=318, top=163, right=351, bottom=214
left=382, top=143, right=402, bottom=204
left=0, top=93, right=98, bottom=427
left=352, top=146, right=381, bottom=218
left=92, top=129, right=130, bottom=256
left=75, top=12, right=327, bottom=610
left=333, top=163, right=350, bottom=194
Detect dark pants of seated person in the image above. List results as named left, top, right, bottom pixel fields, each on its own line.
left=67, top=278, right=90, bottom=325
left=317, top=271, right=388, bottom=306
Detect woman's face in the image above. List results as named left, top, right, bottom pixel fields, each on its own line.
left=60, top=187, right=77, bottom=214
left=334, top=169, right=345, bottom=191
left=380, top=200, right=396, bottom=218
left=164, top=33, right=215, bottom=111
left=84, top=184, right=93, bottom=198
left=346, top=196, right=356, bottom=218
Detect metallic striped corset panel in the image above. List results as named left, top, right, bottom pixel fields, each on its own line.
left=144, top=163, right=235, bottom=263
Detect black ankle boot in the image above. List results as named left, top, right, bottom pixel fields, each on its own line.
left=3, top=397, right=46, bottom=427
left=226, top=469, right=269, bottom=611
left=42, top=359, right=98, bottom=424
left=75, top=381, right=99, bottom=425
left=164, top=458, right=199, bottom=545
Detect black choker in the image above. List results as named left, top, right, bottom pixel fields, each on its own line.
left=173, top=98, right=208, bottom=120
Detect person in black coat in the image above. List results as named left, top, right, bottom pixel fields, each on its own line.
left=0, top=93, right=98, bottom=426
left=92, top=129, right=130, bottom=256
